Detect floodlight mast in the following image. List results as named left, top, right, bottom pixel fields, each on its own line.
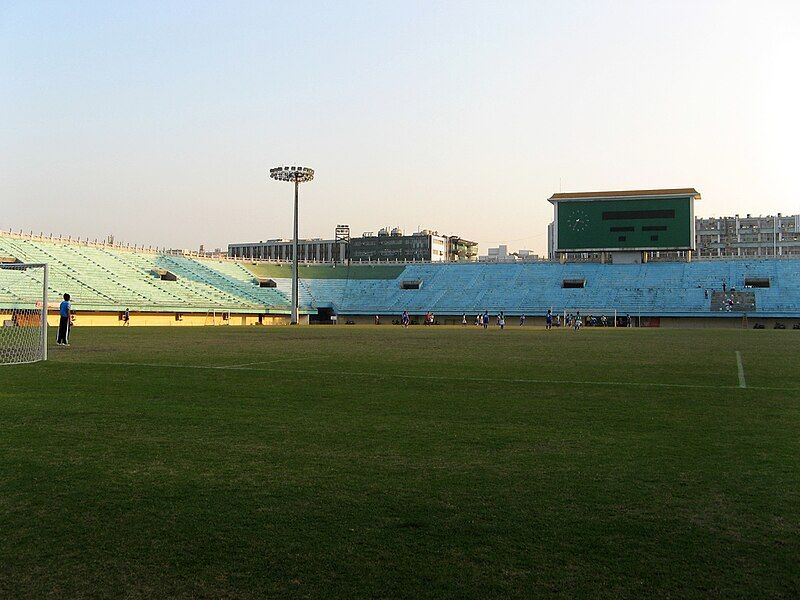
left=269, top=166, right=314, bottom=324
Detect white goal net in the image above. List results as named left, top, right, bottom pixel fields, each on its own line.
left=559, top=307, right=624, bottom=328
left=0, top=263, right=48, bottom=365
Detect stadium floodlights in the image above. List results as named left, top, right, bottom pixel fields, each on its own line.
left=269, top=166, right=314, bottom=182
left=269, top=165, right=314, bottom=325
left=0, top=263, right=49, bottom=364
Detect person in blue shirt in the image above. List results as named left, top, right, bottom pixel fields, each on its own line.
left=57, top=293, right=71, bottom=346
left=482, top=310, right=489, bottom=329
left=546, top=309, right=553, bottom=330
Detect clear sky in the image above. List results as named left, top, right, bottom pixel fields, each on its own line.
left=2, top=1, right=799, bottom=254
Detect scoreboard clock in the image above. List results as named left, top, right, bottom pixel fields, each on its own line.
left=549, top=189, right=699, bottom=252
left=567, top=209, right=590, bottom=232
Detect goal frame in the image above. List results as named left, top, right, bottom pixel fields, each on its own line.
left=559, top=307, right=620, bottom=328
left=0, top=262, right=49, bottom=363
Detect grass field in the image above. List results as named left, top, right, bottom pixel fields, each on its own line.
left=2, top=325, right=799, bottom=598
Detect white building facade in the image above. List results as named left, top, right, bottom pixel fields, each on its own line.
left=695, top=213, right=800, bottom=257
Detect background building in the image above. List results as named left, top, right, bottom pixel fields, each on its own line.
left=480, top=245, right=541, bottom=262
left=229, top=237, right=348, bottom=262
left=447, top=236, right=479, bottom=262
left=695, top=214, right=800, bottom=257
left=481, top=244, right=509, bottom=262
left=229, top=225, right=476, bottom=263
left=349, top=228, right=448, bottom=262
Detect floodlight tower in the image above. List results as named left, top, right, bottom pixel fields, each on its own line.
left=269, top=165, right=315, bottom=324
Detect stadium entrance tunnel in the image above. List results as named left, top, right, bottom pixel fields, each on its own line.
left=311, top=307, right=336, bottom=324
left=151, top=269, right=177, bottom=281
left=400, top=279, right=422, bottom=290
left=257, top=278, right=277, bottom=288
left=562, top=278, right=586, bottom=289
left=744, top=277, right=770, bottom=288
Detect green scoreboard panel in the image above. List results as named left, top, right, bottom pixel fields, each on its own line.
left=556, top=196, right=694, bottom=251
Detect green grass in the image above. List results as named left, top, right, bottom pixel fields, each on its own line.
left=1, top=326, right=799, bottom=598
left=244, top=263, right=406, bottom=279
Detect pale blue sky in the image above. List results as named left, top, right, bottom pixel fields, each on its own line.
left=2, top=1, right=798, bottom=254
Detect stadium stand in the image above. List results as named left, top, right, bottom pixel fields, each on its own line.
left=1, top=232, right=799, bottom=325
left=0, top=236, right=288, bottom=318
left=156, top=255, right=290, bottom=309
left=271, top=260, right=800, bottom=319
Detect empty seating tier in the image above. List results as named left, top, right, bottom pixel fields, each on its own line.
left=2, top=234, right=798, bottom=318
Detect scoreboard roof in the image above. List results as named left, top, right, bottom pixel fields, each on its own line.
left=548, top=188, right=700, bottom=203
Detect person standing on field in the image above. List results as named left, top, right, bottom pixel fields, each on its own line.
left=56, top=293, right=71, bottom=346
left=546, top=309, right=553, bottom=330
left=482, top=310, right=489, bottom=329
left=123, top=308, right=130, bottom=326
left=461, top=313, right=467, bottom=326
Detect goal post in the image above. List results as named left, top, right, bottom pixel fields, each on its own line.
left=0, top=263, right=49, bottom=365
left=560, top=307, right=621, bottom=328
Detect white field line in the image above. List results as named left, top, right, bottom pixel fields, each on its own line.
left=736, top=351, right=747, bottom=389
left=68, top=360, right=799, bottom=392
left=223, top=356, right=311, bottom=368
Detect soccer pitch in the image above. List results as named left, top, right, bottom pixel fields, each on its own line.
left=2, top=326, right=799, bottom=598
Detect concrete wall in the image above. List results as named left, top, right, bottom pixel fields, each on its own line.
left=658, top=316, right=800, bottom=329
left=42, top=311, right=298, bottom=327
left=22, top=309, right=797, bottom=329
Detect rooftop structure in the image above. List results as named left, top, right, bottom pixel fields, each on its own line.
left=549, top=188, right=701, bottom=201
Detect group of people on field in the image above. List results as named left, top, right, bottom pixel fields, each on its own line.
left=397, top=308, right=632, bottom=330
left=460, top=311, right=505, bottom=329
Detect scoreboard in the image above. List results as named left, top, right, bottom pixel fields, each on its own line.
left=550, top=190, right=698, bottom=252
